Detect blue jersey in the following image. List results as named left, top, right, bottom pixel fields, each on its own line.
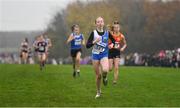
left=71, top=33, right=83, bottom=49
left=92, top=30, right=109, bottom=55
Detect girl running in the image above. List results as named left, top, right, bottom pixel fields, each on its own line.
left=67, top=24, right=85, bottom=77
left=108, top=21, right=127, bottom=84
left=20, top=38, right=29, bottom=64
left=86, top=17, right=115, bottom=98
left=36, top=35, right=48, bottom=70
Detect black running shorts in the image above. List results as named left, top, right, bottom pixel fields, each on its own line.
left=70, top=49, right=82, bottom=58
left=108, top=49, right=120, bottom=59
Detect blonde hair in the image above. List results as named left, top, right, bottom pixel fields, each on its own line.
left=95, top=17, right=104, bottom=24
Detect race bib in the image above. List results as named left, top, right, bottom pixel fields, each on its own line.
left=114, top=42, right=120, bottom=49
left=22, top=47, right=28, bottom=51
left=74, top=40, right=81, bottom=45
left=39, top=47, right=44, bottom=51
left=92, top=44, right=105, bottom=54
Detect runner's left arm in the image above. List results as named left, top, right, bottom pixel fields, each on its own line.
left=82, top=34, right=86, bottom=45
left=48, top=39, right=52, bottom=48
left=120, top=35, right=127, bottom=52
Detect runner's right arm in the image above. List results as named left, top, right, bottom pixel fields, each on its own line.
left=86, top=32, right=100, bottom=49
left=66, top=34, right=74, bottom=44
left=86, top=32, right=94, bottom=49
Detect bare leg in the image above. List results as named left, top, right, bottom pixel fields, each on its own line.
left=93, top=60, right=101, bottom=94
left=76, top=52, right=81, bottom=76
left=72, top=57, right=76, bottom=77
left=100, top=57, right=109, bottom=86
left=42, top=53, right=46, bottom=67
left=113, top=58, right=120, bottom=84
left=109, top=58, right=113, bottom=72
left=38, top=54, right=43, bottom=70
left=22, top=52, right=27, bottom=64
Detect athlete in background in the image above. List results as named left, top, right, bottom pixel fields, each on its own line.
left=108, top=21, right=127, bottom=84
left=67, top=24, right=85, bottom=77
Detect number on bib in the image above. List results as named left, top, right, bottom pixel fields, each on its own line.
left=39, top=47, right=44, bottom=51
left=75, top=40, right=81, bottom=45
left=92, top=44, right=105, bottom=54
left=114, top=42, right=120, bottom=49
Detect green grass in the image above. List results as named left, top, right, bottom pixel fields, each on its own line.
left=0, top=64, right=180, bottom=107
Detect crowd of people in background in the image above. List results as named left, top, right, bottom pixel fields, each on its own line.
left=1, top=48, right=180, bottom=68
left=125, top=48, right=180, bottom=68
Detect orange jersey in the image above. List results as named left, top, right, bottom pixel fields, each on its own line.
left=109, top=32, right=125, bottom=49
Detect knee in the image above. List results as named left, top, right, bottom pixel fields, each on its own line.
left=102, top=67, right=109, bottom=73
left=109, top=66, right=113, bottom=71
left=114, top=66, right=119, bottom=71
left=42, top=55, right=46, bottom=61
left=96, top=74, right=101, bottom=80
left=76, top=57, right=80, bottom=62
left=42, top=56, right=46, bottom=60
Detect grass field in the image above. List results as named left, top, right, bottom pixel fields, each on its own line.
left=0, top=64, right=180, bottom=107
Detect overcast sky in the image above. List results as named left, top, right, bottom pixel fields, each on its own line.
left=0, top=0, right=170, bottom=31
left=0, top=0, right=80, bottom=31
